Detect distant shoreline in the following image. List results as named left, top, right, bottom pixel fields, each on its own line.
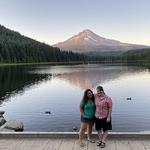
left=0, top=61, right=119, bottom=66
left=0, top=61, right=149, bottom=67
left=0, top=61, right=85, bottom=66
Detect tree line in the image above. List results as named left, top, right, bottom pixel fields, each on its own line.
left=121, top=48, right=150, bottom=62
left=0, top=25, right=87, bottom=63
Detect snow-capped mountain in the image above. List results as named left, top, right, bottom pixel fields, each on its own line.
left=53, top=29, right=148, bottom=53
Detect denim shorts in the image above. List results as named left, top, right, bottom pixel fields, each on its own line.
left=81, top=115, right=95, bottom=123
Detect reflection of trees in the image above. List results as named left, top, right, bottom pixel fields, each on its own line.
left=0, top=64, right=146, bottom=104
left=54, top=66, right=145, bottom=89
left=0, top=66, right=50, bottom=104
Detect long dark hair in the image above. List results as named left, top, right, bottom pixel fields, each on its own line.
left=82, top=89, right=95, bottom=104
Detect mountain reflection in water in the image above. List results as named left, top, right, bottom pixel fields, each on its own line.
left=52, top=64, right=147, bottom=89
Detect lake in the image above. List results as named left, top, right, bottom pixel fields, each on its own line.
left=0, top=64, right=150, bottom=132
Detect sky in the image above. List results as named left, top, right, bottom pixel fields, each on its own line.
left=0, top=0, right=150, bottom=45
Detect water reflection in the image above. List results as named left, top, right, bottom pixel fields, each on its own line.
left=0, top=64, right=150, bottom=132
left=0, top=66, right=50, bottom=104
left=51, top=65, right=148, bottom=89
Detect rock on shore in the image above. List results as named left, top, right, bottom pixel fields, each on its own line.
left=0, top=120, right=24, bottom=131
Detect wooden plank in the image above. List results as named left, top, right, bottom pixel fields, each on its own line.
left=73, top=139, right=87, bottom=150
left=87, top=140, right=101, bottom=150
left=0, top=138, right=24, bottom=150
left=59, top=139, right=75, bottom=150
left=101, top=140, right=116, bottom=150
left=13, top=138, right=35, bottom=150
left=27, top=138, right=49, bottom=150
left=0, top=137, right=149, bottom=150
left=142, top=140, right=150, bottom=150
left=87, top=139, right=116, bottom=150
left=18, top=139, right=35, bottom=150
left=115, top=140, right=131, bottom=150
left=16, top=138, right=49, bottom=150
left=128, top=139, right=145, bottom=150
left=44, top=139, right=62, bottom=150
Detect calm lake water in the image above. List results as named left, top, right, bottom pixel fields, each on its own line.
left=0, top=64, right=150, bottom=132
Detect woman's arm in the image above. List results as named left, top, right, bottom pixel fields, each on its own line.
left=80, top=104, right=84, bottom=116
left=107, top=97, right=112, bottom=122
left=107, top=107, right=112, bottom=122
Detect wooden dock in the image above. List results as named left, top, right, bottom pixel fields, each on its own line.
left=0, top=132, right=150, bottom=150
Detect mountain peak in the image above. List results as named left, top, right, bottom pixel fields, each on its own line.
left=82, top=29, right=93, bottom=34
left=53, top=30, right=148, bottom=53
left=67, top=29, right=95, bottom=42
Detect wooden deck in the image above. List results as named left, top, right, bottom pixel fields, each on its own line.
left=0, top=137, right=150, bottom=150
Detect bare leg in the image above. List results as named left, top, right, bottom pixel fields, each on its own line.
left=79, top=123, right=87, bottom=146
left=97, top=130, right=102, bottom=141
left=99, top=131, right=108, bottom=148
left=102, top=130, right=108, bottom=143
left=87, top=121, right=93, bottom=141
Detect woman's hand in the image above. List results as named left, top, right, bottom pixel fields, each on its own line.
left=106, top=117, right=110, bottom=122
